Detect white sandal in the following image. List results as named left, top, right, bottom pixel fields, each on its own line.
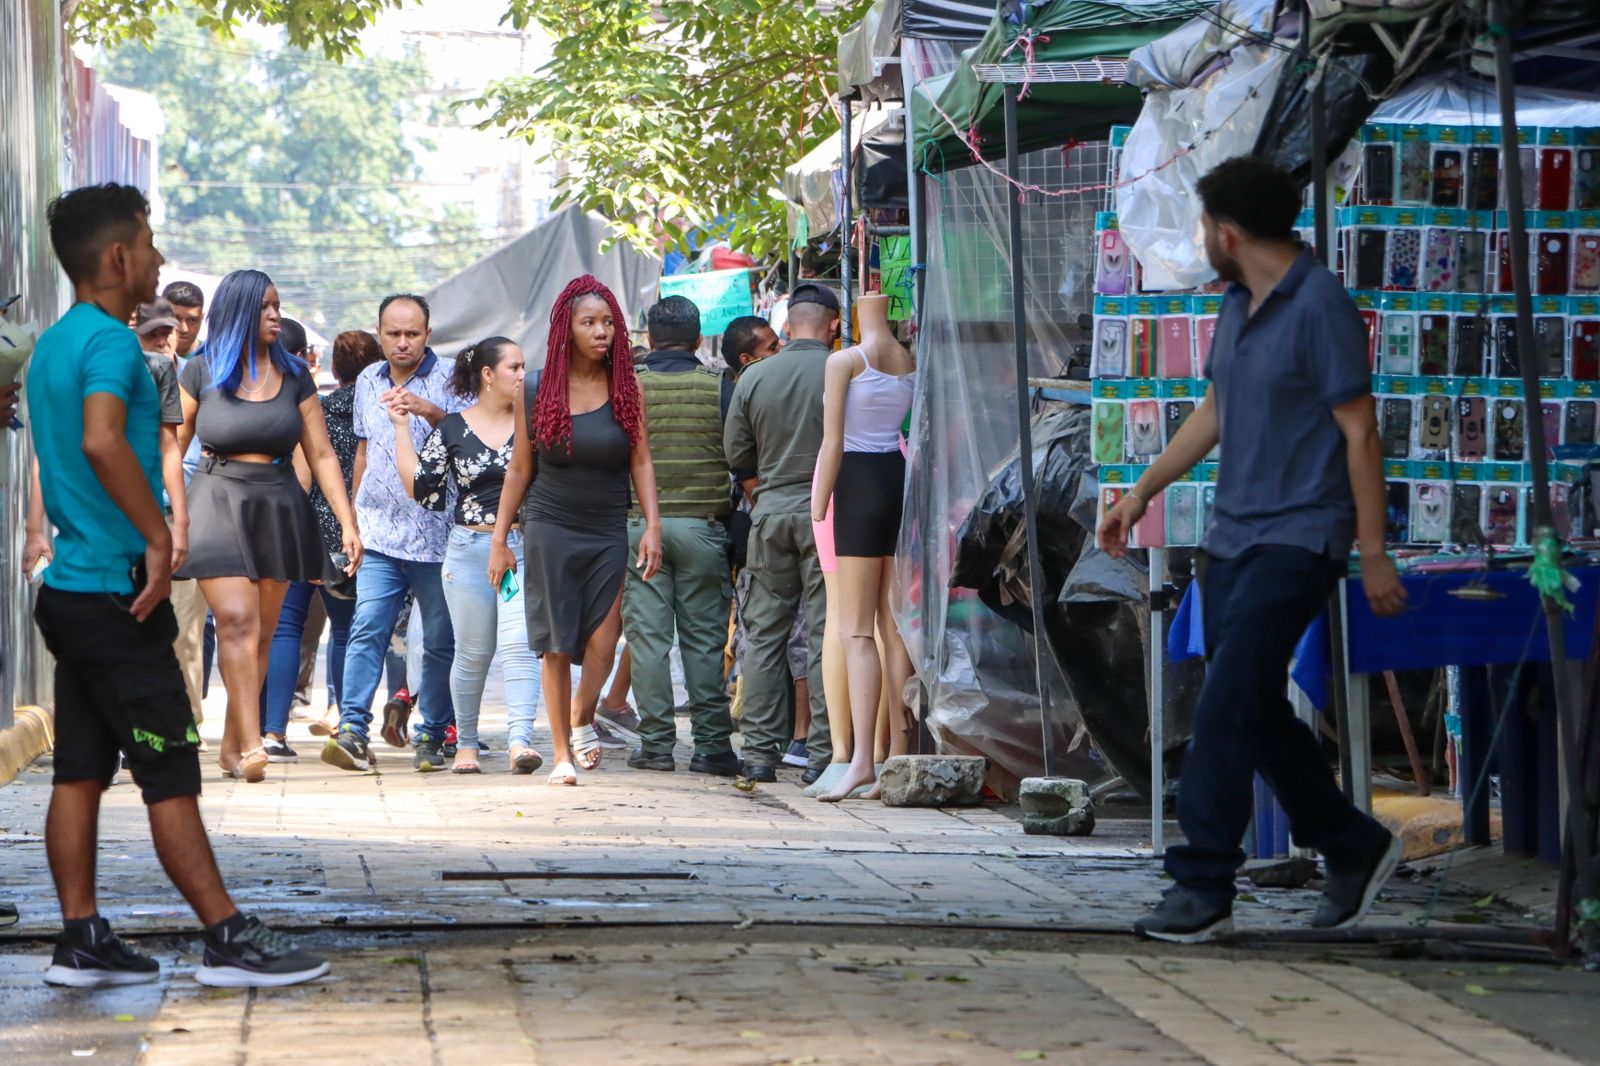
left=547, top=760, right=578, bottom=786
left=571, top=725, right=603, bottom=771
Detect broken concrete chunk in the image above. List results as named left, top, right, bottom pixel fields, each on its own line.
left=1019, top=777, right=1095, bottom=836
left=878, top=756, right=986, bottom=808
left=1243, top=856, right=1318, bottom=889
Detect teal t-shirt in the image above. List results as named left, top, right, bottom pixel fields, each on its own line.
left=27, top=302, right=163, bottom=593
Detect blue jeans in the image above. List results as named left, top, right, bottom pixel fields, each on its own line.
left=441, top=528, right=541, bottom=750
left=1164, top=546, right=1383, bottom=905
left=337, top=550, right=455, bottom=742
left=260, top=582, right=354, bottom=737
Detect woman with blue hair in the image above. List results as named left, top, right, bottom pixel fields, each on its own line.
left=177, top=269, right=363, bottom=782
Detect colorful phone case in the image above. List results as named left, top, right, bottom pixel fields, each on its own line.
left=1421, top=227, right=1455, bottom=291
left=1573, top=319, right=1600, bottom=380
left=1519, top=147, right=1538, bottom=210
left=1418, top=314, right=1450, bottom=376
left=1194, top=315, right=1219, bottom=373
left=1536, top=232, right=1570, bottom=295
left=1165, top=484, right=1198, bottom=547
left=1565, top=399, right=1597, bottom=445
left=1381, top=397, right=1413, bottom=458
left=1353, top=228, right=1388, bottom=289
left=1092, top=318, right=1127, bottom=378
left=1387, top=227, right=1421, bottom=290
left=1419, top=394, right=1451, bottom=451
left=1454, top=316, right=1486, bottom=376
left=1457, top=397, right=1487, bottom=459
left=1385, top=481, right=1412, bottom=542
left=1411, top=481, right=1451, bottom=543
left=1158, top=316, right=1192, bottom=379
left=1578, top=149, right=1600, bottom=211
left=1495, top=316, right=1520, bottom=377
left=1552, top=483, right=1573, bottom=540
left=1381, top=314, right=1415, bottom=376
left=1539, top=147, right=1573, bottom=211
left=1400, top=138, right=1432, bottom=203
left=1358, top=309, right=1380, bottom=369
left=1455, top=230, right=1487, bottom=293
left=1163, top=400, right=1195, bottom=446
left=1535, top=315, right=1566, bottom=378
left=1466, top=147, right=1500, bottom=210
left=1452, top=485, right=1482, bottom=544
left=1574, top=234, right=1600, bottom=292
left=1496, top=233, right=1518, bottom=293
left=1099, top=487, right=1126, bottom=536
left=1363, top=143, right=1394, bottom=204
left=1199, top=485, right=1216, bottom=534
left=1486, top=486, right=1519, bottom=546
left=1541, top=401, right=1562, bottom=459
left=1091, top=402, right=1124, bottom=465
left=1125, top=399, right=1162, bottom=459
left=1131, top=491, right=1165, bottom=549
left=1129, top=318, right=1157, bottom=378
left=1095, top=230, right=1129, bottom=296
left=1494, top=399, right=1526, bottom=461
left=1431, top=148, right=1464, bottom=207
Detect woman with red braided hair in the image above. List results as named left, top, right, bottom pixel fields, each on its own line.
left=489, top=276, right=663, bottom=785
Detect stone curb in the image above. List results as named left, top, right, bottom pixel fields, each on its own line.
left=0, top=705, right=53, bottom=787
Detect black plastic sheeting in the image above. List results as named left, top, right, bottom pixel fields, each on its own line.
left=952, top=401, right=1199, bottom=797
left=901, top=0, right=999, bottom=41
left=860, top=120, right=910, bottom=210
left=1253, top=50, right=1394, bottom=183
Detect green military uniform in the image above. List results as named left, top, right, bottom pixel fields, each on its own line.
left=722, top=338, right=832, bottom=773
left=624, top=358, right=736, bottom=757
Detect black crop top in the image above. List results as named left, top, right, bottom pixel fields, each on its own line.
left=180, top=357, right=315, bottom=458
left=414, top=412, right=513, bottom=527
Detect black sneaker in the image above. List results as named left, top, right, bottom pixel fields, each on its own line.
left=321, top=730, right=371, bottom=772
left=441, top=726, right=458, bottom=760
left=627, top=749, right=675, bottom=772
left=1133, top=888, right=1234, bottom=943
left=592, top=718, right=629, bottom=750
left=689, top=751, right=742, bottom=777
left=0, top=901, right=17, bottom=927
left=800, top=766, right=823, bottom=786
left=263, top=738, right=298, bottom=763
left=413, top=737, right=446, bottom=772
left=743, top=763, right=777, bottom=784
left=1312, top=830, right=1403, bottom=930
left=380, top=689, right=412, bottom=749
left=781, top=740, right=808, bottom=768
left=196, top=915, right=329, bottom=988
left=44, top=918, right=160, bottom=987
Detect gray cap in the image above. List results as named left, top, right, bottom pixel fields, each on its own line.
left=134, top=297, right=178, bottom=336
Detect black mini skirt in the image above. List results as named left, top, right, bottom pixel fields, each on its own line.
left=832, top=450, right=906, bottom=558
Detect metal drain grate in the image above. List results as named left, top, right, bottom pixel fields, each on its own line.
left=441, top=870, right=698, bottom=882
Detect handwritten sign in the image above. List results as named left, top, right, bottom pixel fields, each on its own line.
left=879, top=236, right=913, bottom=321
left=658, top=268, right=754, bottom=336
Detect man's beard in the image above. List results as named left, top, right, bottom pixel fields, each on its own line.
left=1209, top=247, right=1242, bottom=284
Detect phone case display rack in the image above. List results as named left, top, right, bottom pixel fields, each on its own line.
left=1091, top=120, right=1600, bottom=550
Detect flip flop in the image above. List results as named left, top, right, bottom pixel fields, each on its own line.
left=548, top=760, right=578, bottom=786
left=451, top=759, right=481, bottom=774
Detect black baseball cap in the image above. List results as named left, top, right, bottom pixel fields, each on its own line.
left=788, top=282, right=840, bottom=313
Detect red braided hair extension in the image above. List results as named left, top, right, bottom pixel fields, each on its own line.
left=531, top=274, right=644, bottom=455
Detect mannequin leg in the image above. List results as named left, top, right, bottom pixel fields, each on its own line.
left=864, top=560, right=915, bottom=798
left=820, top=570, right=850, bottom=763
left=821, top=557, right=883, bottom=801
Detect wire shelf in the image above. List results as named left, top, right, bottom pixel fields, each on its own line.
left=971, top=59, right=1130, bottom=85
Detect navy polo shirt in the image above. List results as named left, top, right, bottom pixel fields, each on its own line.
left=1202, top=248, right=1371, bottom=560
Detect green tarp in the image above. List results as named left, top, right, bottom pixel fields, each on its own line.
left=911, top=1, right=1196, bottom=171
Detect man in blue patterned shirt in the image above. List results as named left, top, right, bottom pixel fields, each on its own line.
left=322, top=294, right=469, bottom=773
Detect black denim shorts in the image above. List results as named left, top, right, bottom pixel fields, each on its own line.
left=33, top=586, right=201, bottom=805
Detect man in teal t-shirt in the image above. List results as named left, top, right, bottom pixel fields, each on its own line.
left=26, top=183, right=330, bottom=992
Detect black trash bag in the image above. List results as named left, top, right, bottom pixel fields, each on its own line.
left=952, top=400, right=1200, bottom=797
left=859, top=120, right=909, bottom=211
left=1253, top=50, right=1394, bottom=184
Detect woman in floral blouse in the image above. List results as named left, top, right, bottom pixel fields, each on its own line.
left=391, top=336, right=542, bottom=774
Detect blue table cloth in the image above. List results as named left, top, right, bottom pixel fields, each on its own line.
left=1168, top=565, right=1599, bottom=708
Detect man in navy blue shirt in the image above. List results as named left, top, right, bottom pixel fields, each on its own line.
left=1100, top=156, right=1406, bottom=943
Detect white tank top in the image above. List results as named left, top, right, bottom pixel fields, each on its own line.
left=841, top=347, right=914, bottom=453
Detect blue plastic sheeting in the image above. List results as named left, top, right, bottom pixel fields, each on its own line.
left=1169, top=565, right=1600, bottom=709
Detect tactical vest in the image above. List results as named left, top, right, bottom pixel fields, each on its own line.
left=637, top=366, right=730, bottom=518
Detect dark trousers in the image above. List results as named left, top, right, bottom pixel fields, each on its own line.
left=1164, top=545, right=1381, bottom=905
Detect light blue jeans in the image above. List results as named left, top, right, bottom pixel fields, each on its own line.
left=441, top=527, right=541, bottom=751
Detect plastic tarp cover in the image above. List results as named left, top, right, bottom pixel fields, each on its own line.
left=1368, top=71, right=1600, bottom=127
left=839, top=0, right=903, bottom=102
left=1126, top=0, right=1278, bottom=90
left=860, top=111, right=910, bottom=209
left=894, top=145, right=1116, bottom=795
left=424, top=207, right=660, bottom=362
left=784, top=106, right=892, bottom=242
left=900, top=0, right=998, bottom=41
left=1116, top=41, right=1292, bottom=291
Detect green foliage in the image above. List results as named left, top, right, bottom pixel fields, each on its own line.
left=471, top=0, right=872, bottom=259
left=96, top=13, right=486, bottom=331
left=68, top=0, right=411, bottom=61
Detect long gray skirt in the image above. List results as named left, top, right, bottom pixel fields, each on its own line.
left=177, top=454, right=323, bottom=582
left=521, top=517, right=626, bottom=665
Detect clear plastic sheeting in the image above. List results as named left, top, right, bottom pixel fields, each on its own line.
left=839, top=0, right=904, bottom=103
left=1125, top=0, right=1279, bottom=91
left=894, top=145, right=1112, bottom=796
left=784, top=106, right=892, bottom=243
left=1116, top=40, right=1291, bottom=291
left=1368, top=71, right=1600, bottom=127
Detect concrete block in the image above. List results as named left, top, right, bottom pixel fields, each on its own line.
left=878, top=755, right=985, bottom=808
left=1018, top=777, right=1095, bottom=836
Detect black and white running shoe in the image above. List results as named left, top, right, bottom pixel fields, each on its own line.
left=43, top=917, right=160, bottom=987
left=195, top=916, right=330, bottom=988
left=263, top=738, right=298, bottom=763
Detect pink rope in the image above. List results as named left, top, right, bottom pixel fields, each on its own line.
left=1000, top=29, right=1051, bottom=102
